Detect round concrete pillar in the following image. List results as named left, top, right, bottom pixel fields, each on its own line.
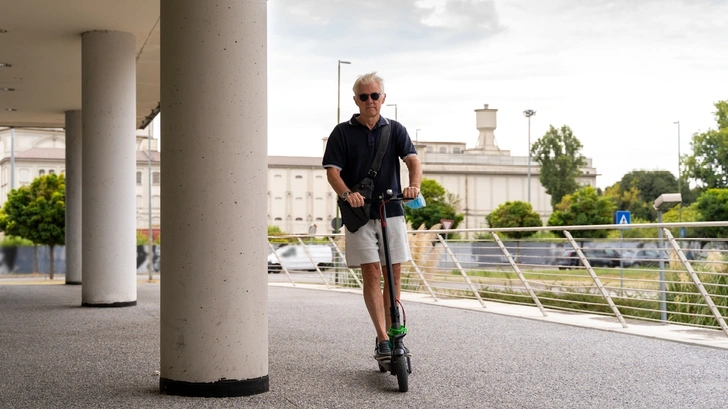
left=159, top=0, right=269, bottom=397
left=64, top=110, right=82, bottom=285
left=80, top=31, right=137, bottom=307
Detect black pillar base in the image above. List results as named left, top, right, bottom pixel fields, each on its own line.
left=65, top=281, right=82, bottom=285
left=160, top=375, right=269, bottom=397
left=81, top=300, right=137, bottom=308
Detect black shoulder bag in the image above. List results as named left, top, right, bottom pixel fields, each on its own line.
left=337, top=124, right=391, bottom=233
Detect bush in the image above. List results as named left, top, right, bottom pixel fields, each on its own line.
left=0, top=235, right=33, bottom=246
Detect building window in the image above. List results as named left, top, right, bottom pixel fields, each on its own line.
left=136, top=171, right=142, bottom=184
left=315, top=217, right=323, bottom=221
left=153, top=172, right=160, bottom=184
left=274, top=174, right=282, bottom=178
left=425, top=146, right=434, bottom=153
left=39, top=169, right=45, bottom=176
left=453, top=147, right=461, bottom=154
left=439, top=147, right=447, bottom=153
left=274, top=217, right=282, bottom=221
left=49, top=170, right=55, bottom=175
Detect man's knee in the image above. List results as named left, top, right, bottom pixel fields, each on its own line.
left=361, top=262, right=382, bottom=281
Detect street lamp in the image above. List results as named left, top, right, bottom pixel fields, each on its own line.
left=523, top=109, right=536, bottom=204
left=335, top=59, right=351, bottom=233
left=674, top=121, right=682, bottom=223
left=386, top=103, right=398, bottom=121
left=654, top=193, right=682, bottom=323
left=337, top=60, right=351, bottom=124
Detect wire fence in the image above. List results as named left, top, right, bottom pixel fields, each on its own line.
left=268, top=221, right=728, bottom=336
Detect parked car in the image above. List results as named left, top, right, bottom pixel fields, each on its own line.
left=556, top=249, right=618, bottom=269
left=267, top=244, right=333, bottom=273
left=622, top=249, right=662, bottom=268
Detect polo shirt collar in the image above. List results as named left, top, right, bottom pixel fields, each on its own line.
left=348, top=114, right=389, bottom=128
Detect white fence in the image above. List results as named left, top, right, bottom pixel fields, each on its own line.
left=268, top=221, right=728, bottom=336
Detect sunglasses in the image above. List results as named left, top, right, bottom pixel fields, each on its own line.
left=358, top=92, right=383, bottom=102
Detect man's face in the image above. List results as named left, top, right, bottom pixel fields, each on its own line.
left=353, top=82, right=386, bottom=119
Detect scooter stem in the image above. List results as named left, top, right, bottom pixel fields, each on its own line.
left=378, top=192, right=402, bottom=331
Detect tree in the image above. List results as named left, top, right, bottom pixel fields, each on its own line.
left=661, top=202, right=701, bottom=239
left=547, top=186, right=616, bottom=239
left=530, top=125, right=587, bottom=207
left=0, top=174, right=66, bottom=279
left=485, top=201, right=542, bottom=239
left=404, top=178, right=464, bottom=237
left=613, top=170, right=679, bottom=222
left=0, top=186, right=34, bottom=240
left=683, top=100, right=728, bottom=189
left=693, top=188, right=728, bottom=238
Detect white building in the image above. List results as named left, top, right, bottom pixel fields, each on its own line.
left=1, top=105, right=598, bottom=236
left=0, top=127, right=161, bottom=234
left=270, top=104, right=598, bottom=233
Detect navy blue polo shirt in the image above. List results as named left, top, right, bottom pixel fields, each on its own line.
left=323, top=114, right=417, bottom=219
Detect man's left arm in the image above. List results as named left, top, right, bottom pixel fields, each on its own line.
left=402, top=155, right=422, bottom=199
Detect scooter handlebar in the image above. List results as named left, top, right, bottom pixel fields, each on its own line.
left=365, top=189, right=426, bottom=209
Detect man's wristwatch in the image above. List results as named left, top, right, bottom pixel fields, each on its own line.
left=340, top=191, right=352, bottom=200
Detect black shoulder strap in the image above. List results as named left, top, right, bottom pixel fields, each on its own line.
left=367, top=122, right=390, bottom=178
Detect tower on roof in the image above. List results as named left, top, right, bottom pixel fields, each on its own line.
left=473, top=104, right=499, bottom=152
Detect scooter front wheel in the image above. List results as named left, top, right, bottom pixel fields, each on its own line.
left=394, top=357, right=409, bottom=392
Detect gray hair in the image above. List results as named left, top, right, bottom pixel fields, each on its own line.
left=352, top=72, right=385, bottom=94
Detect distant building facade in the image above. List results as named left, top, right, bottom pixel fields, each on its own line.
left=0, top=128, right=161, bottom=234
left=277, top=104, right=598, bottom=233
left=1, top=104, right=598, bottom=236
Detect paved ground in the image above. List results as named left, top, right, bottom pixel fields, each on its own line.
left=1, top=277, right=728, bottom=408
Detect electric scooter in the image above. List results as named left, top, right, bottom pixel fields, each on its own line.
left=370, top=189, right=417, bottom=392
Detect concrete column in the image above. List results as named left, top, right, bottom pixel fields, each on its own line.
left=80, top=31, right=137, bottom=307
left=64, top=110, right=82, bottom=285
left=159, top=0, right=268, bottom=397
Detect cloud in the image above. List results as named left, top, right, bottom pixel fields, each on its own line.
left=268, top=0, right=503, bottom=56
left=266, top=0, right=728, bottom=189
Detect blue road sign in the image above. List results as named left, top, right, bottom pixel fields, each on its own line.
left=615, top=210, right=631, bottom=225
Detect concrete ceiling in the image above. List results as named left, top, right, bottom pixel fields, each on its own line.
left=0, top=0, right=160, bottom=129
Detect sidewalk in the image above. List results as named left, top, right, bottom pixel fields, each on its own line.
left=1, top=277, right=727, bottom=408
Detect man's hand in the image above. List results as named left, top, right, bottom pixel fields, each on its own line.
left=403, top=186, right=420, bottom=199
left=346, top=191, right=366, bottom=208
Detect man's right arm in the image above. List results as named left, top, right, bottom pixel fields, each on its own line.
left=326, top=167, right=365, bottom=208
left=326, top=167, right=348, bottom=198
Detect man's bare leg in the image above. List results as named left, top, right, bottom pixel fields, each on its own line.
left=361, top=262, right=388, bottom=343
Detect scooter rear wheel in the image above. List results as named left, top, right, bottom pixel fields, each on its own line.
left=394, top=357, right=409, bottom=392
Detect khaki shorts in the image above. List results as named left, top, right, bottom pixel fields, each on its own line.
left=344, top=216, right=411, bottom=268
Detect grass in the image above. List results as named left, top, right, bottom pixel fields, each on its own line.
left=453, top=267, right=660, bottom=286
left=666, top=250, right=728, bottom=327
left=479, top=286, right=662, bottom=320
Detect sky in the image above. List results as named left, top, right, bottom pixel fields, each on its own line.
left=264, top=0, right=728, bottom=189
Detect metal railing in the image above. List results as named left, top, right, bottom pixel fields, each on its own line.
left=268, top=221, right=728, bottom=336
